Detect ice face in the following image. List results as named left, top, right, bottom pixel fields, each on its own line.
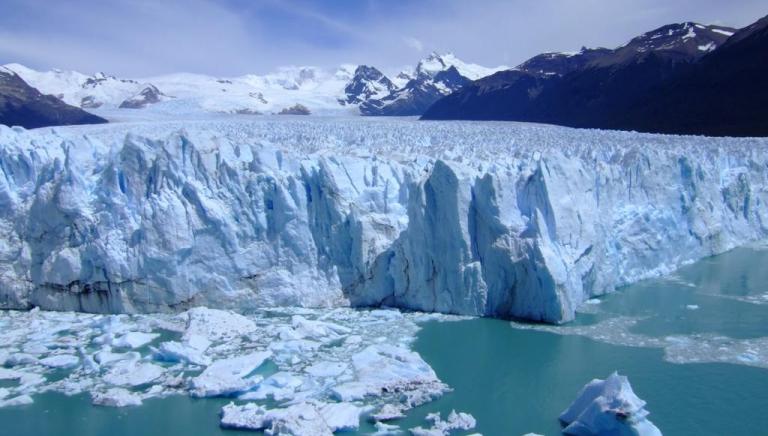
left=560, top=372, right=662, bottom=436
left=1, top=118, right=767, bottom=323
left=0, top=306, right=454, bottom=434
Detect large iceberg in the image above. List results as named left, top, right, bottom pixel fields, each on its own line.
left=1, top=118, right=767, bottom=323
left=560, top=372, right=662, bottom=436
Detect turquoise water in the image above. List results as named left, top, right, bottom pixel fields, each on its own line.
left=2, top=248, right=767, bottom=435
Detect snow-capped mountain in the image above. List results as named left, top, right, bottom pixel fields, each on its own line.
left=0, top=66, right=107, bottom=128
left=517, top=47, right=613, bottom=76
left=360, top=52, right=508, bottom=116
left=3, top=54, right=504, bottom=121
left=340, top=65, right=395, bottom=105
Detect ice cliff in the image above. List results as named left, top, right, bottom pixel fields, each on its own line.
left=1, top=118, right=767, bottom=323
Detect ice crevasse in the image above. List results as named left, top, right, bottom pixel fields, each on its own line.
left=0, top=118, right=766, bottom=323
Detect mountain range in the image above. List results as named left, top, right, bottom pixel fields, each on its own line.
left=1, top=14, right=766, bottom=136
left=0, top=53, right=506, bottom=129
left=422, top=16, right=768, bottom=137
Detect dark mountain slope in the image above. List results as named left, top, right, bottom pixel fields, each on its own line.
left=614, top=16, right=768, bottom=136
left=0, top=68, right=107, bottom=129
left=422, top=20, right=763, bottom=137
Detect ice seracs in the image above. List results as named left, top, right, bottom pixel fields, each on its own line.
left=560, top=372, right=662, bottom=436
left=1, top=118, right=767, bottom=323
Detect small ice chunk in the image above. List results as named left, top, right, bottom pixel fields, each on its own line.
left=103, top=361, right=164, bottom=387
left=94, top=348, right=140, bottom=366
left=239, top=371, right=303, bottom=401
left=112, top=332, right=160, bottom=349
left=291, top=315, right=351, bottom=341
left=190, top=351, right=271, bottom=397
left=92, top=388, right=143, bottom=407
left=220, top=402, right=333, bottom=435
left=0, top=394, right=33, bottom=408
left=332, top=344, right=444, bottom=402
left=305, top=361, right=347, bottom=377
left=560, top=372, right=662, bottom=436
left=373, top=421, right=401, bottom=435
left=410, top=410, right=477, bottom=435
left=685, top=305, right=700, bottom=311
left=153, top=339, right=211, bottom=366
left=39, top=354, right=80, bottom=369
left=221, top=402, right=270, bottom=430
left=371, top=403, right=406, bottom=421
left=316, top=402, right=363, bottom=432
left=5, top=353, right=37, bottom=366
left=183, top=307, right=257, bottom=342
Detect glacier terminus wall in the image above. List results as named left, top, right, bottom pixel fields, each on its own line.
left=1, top=118, right=767, bottom=323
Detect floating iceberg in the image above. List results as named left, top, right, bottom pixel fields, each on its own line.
left=560, top=372, right=662, bottom=436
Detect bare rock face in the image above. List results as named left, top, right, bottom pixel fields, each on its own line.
left=119, top=85, right=168, bottom=109
left=278, top=104, right=311, bottom=115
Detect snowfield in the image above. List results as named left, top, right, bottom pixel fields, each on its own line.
left=1, top=117, right=768, bottom=323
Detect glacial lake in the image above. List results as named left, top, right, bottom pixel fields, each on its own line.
left=2, top=247, right=767, bottom=435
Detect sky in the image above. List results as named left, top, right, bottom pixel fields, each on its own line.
left=0, top=0, right=765, bottom=77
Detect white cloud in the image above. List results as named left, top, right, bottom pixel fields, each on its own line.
left=403, top=36, right=424, bottom=52
left=0, top=0, right=765, bottom=76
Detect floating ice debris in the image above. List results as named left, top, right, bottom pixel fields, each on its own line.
left=183, top=307, right=257, bottom=342
left=220, top=401, right=335, bottom=435
left=153, top=335, right=212, bottom=366
left=410, top=410, right=477, bottom=435
left=190, top=351, right=271, bottom=397
left=685, top=305, right=700, bottom=310
left=92, top=388, right=143, bottom=407
left=0, top=394, right=33, bottom=408
left=112, top=332, right=160, bottom=349
left=331, top=344, right=448, bottom=404
left=371, top=403, right=406, bottom=421
left=511, top=316, right=768, bottom=369
left=39, top=354, right=79, bottom=369
left=373, top=421, right=401, bottom=435
left=0, top=307, right=450, bottom=424
left=103, top=360, right=164, bottom=387
left=560, top=372, right=662, bottom=436
left=315, top=401, right=366, bottom=432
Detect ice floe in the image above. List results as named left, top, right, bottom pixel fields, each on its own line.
left=0, top=306, right=455, bottom=434
left=92, top=388, right=143, bottom=407
left=511, top=315, right=768, bottom=369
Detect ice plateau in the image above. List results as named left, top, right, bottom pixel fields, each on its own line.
left=1, top=118, right=768, bottom=323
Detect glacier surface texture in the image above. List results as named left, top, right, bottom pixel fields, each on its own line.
left=1, top=118, right=767, bottom=323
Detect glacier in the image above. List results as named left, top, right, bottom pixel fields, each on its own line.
left=1, top=117, right=767, bottom=323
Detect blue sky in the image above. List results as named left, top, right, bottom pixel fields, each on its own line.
left=0, top=0, right=765, bottom=77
